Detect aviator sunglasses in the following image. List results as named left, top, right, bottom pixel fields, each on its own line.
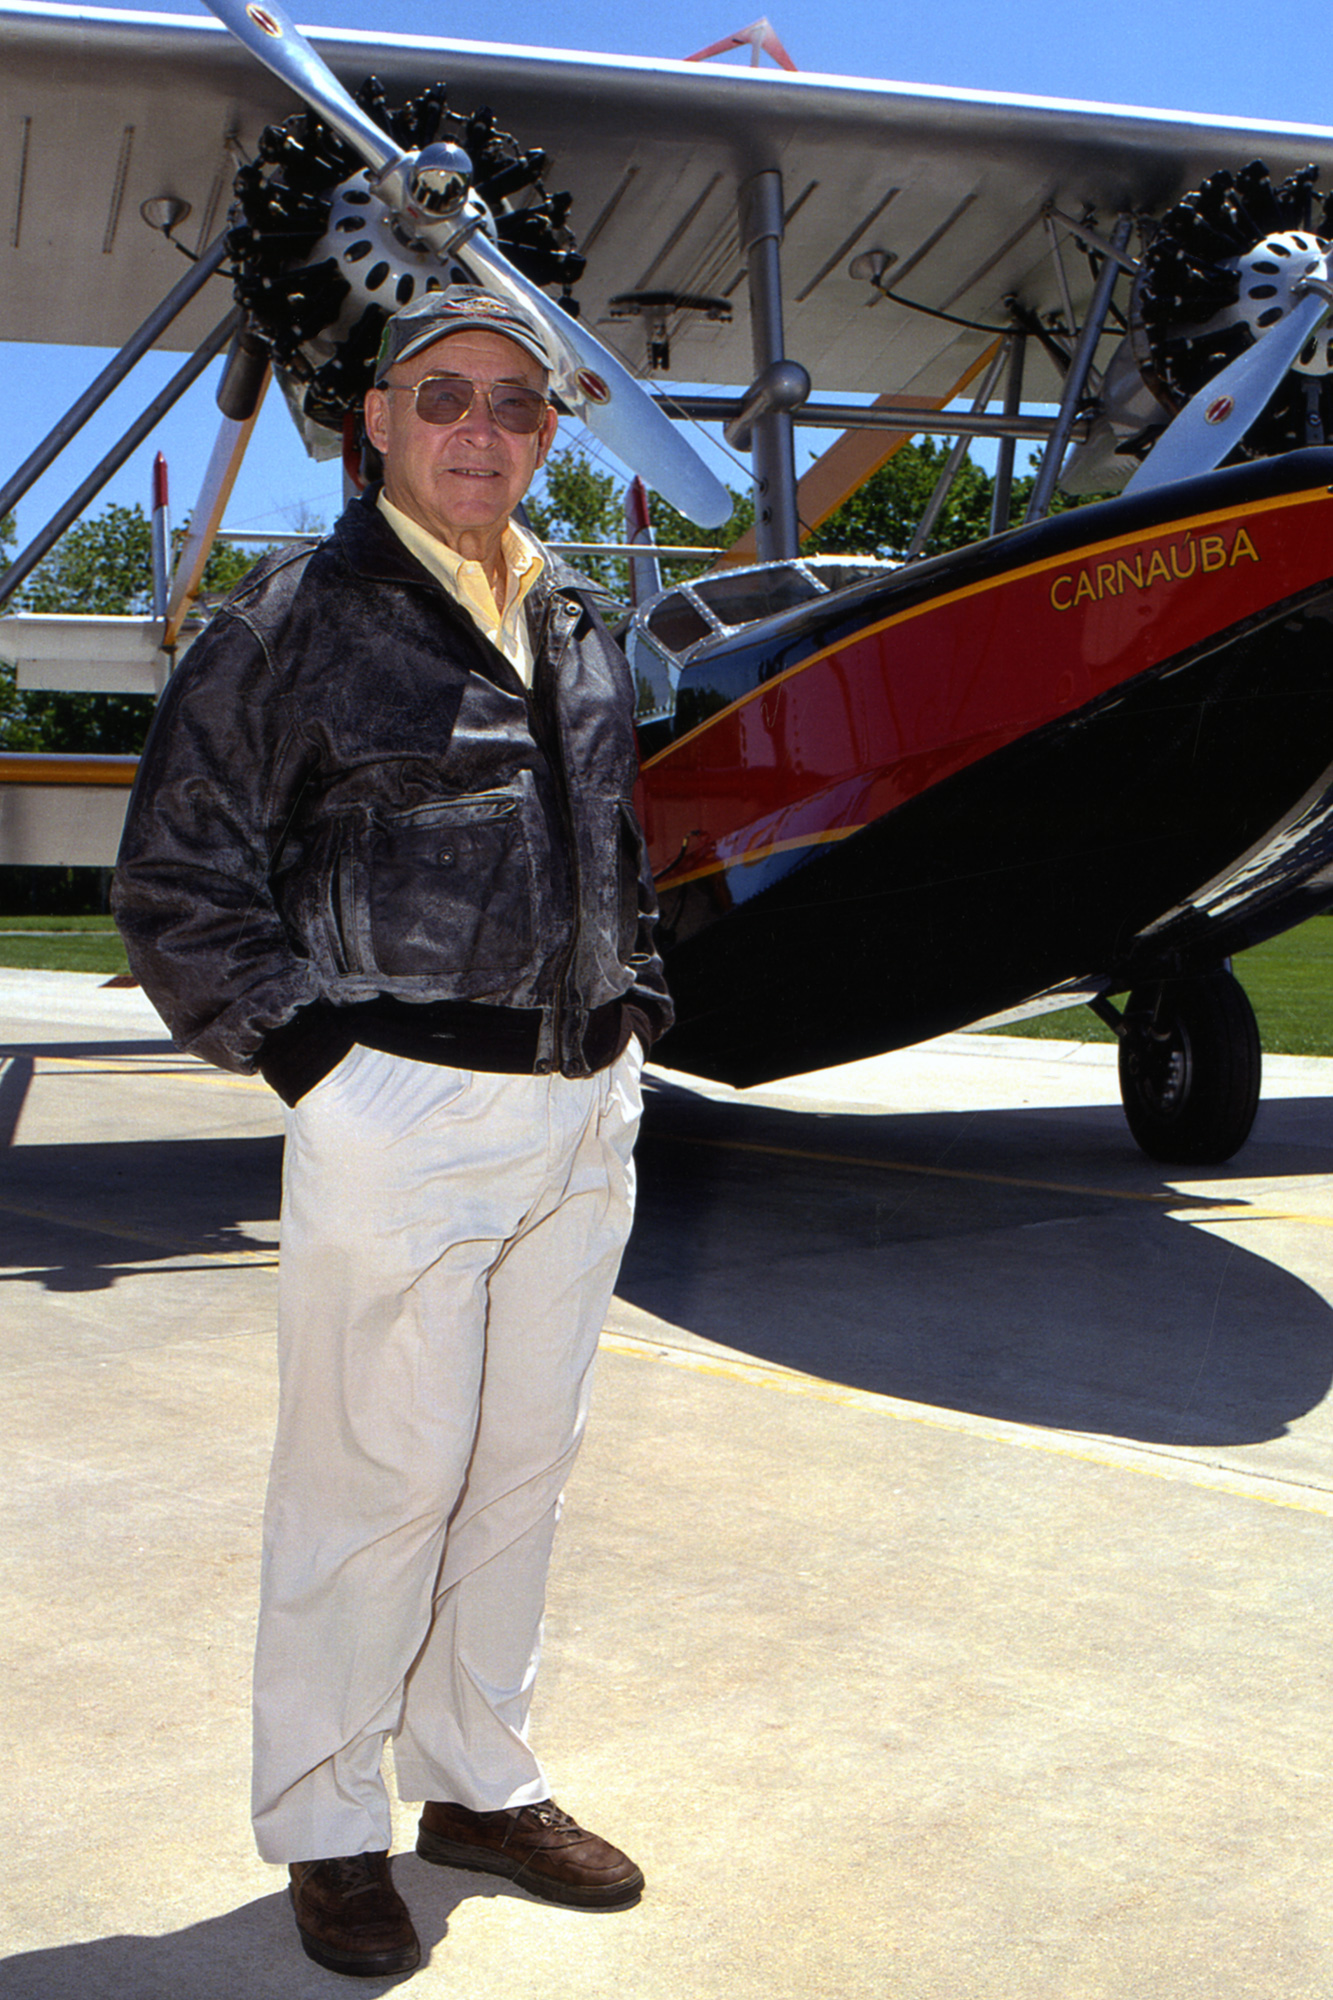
left=385, top=373, right=552, bottom=435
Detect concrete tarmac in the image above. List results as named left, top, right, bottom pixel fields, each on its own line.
left=2, top=968, right=1333, bottom=1998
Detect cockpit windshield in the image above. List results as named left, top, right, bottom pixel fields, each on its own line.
left=689, top=566, right=823, bottom=627
left=645, top=596, right=713, bottom=653
left=626, top=556, right=897, bottom=730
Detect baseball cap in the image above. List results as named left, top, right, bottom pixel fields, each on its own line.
left=374, top=286, right=552, bottom=382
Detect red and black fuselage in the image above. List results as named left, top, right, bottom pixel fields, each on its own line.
left=638, top=450, right=1333, bottom=1085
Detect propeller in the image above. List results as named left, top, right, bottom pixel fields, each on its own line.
left=201, top=0, right=733, bottom=527
left=1125, top=269, right=1333, bottom=496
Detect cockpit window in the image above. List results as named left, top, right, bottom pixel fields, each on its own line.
left=807, top=561, right=894, bottom=592
left=627, top=555, right=901, bottom=739
left=691, top=566, right=822, bottom=627
left=646, top=596, right=714, bottom=653
left=632, top=556, right=900, bottom=692
left=625, top=626, right=677, bottom=726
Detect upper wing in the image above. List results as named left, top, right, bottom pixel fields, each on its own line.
left=7, top=1, right=1333, bottom=407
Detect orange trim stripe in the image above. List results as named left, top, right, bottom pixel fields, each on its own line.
left=660, top=822, right=859, bottom=891
left=0, top=754, right=139, bottom=787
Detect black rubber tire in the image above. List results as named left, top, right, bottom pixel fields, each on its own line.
left=1117, top=969, right=1262, bottom=1164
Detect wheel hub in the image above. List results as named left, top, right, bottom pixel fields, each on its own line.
left=1128, top=1026, right=1191, bottom=1117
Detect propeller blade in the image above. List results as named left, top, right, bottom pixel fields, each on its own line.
left=201, top=0, right=734, bottom=527
left=1125, top=285, right=1333, bottom=496
left=448, top=231, right=733, bottom=526
left=202, top=0, right=404, bottom=182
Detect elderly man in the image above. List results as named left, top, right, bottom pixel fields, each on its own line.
left=113, top=286, right=671, bottom=1979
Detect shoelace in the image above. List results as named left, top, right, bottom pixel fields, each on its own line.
left=311, top=1855, right=387, bottom=1899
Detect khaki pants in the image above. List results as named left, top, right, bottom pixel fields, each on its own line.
left=251, top=1041, right=643, bottom=1863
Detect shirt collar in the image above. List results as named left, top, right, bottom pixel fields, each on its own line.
left=376, top=493, right=544, bottom=607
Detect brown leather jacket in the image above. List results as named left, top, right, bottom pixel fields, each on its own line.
left=113, top=494, right=672, bottom=1098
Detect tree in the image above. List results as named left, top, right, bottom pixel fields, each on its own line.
left=805, top=440, right=1104, bottom=561
left=0, top=503, right=277, bottom=755
left=527, top=447, right=754, bottom=599
left=803, top=439, right=994, bottom=560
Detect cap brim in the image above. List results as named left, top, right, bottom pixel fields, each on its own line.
left=379, top=318, right=551, bottom=380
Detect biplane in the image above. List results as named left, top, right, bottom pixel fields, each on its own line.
left=5, top=0, right=1333, bottom=1162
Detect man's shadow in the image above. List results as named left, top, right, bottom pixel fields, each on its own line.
left=0, top=1858, right=568, bottom=1999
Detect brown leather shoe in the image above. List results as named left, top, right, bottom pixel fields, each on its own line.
left=288, top=1851, right=421, bottom=1978
left=417, top=1799, right=644, bottom=1909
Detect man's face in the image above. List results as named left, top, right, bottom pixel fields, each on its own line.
left=363, top=327, right=558, bottom=558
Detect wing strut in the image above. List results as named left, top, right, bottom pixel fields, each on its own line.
left=988, top=334, right=1027, bottom=537
left=738, top=170, right=808, bottom=561
left=1024, top=215, right=1134, bottom=522
left=906, top=343, right=1009, bottom=558
left=0, top=236, right=230, bottom=528
left=163, top=372, right=272, bottom=651
left=0, top=309, right=239, bottom=611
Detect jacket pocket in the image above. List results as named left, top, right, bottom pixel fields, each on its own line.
left=358, top=789, right=540, bottom=989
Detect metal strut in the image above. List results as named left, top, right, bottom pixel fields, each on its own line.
left=738, top=170, right=807, bottom=561
left=1024, top=214, right=1134, bottom=523
left=0, top=235, right=230, bottom=526
left=989, top=332, right=1027, bottom=538
left=905, top=342, right=1008, bottom=560
left=0, top=309, right=240, bottom=610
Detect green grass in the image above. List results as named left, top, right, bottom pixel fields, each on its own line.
left=986, top=913, right=1333, bottom=1056
left=0, top=914, right=130, bottom=975
left=2, top=911, right=1331, bottom=1054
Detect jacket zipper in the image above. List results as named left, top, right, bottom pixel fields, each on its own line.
left=529, top=593, right=583, bottom=1073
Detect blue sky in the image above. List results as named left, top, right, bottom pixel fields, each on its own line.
left=8, top=0, right=1333, bottom=555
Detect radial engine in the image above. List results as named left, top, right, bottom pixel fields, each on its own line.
left=1065, top=160, right=1333, bottom=491
left=224, top=78, right=585, bottom=456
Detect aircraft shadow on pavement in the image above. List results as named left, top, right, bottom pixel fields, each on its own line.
left=0, top=1123, right=282, bottom=1292
left=3, top=1045, right=1331, bottom=1446
left=619, top=1074, right=1333, bottom=1450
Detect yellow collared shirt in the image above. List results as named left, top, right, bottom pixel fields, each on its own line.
left=377, top=492, right=545, bottom=686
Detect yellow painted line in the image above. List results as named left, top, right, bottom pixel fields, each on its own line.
left=651, top=1130, right=1333, bottom=1226
left=1168, top=1206, right=1333, bottom=1230
left=19, top=1062, right=202, bottom=1078
left=654, top=1128, right=1189, bottom=1205
left=11, top=1051, right=272, bottom=1091
left=600, top=1331, right=1333, bottom=1519
left=0, top=1261, right=279, bottom=1286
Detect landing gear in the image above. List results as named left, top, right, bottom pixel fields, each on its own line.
left=1102, top=967, right=1262, bottom=1164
